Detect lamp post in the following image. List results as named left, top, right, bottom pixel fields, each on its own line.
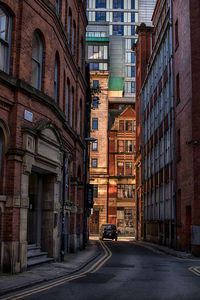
left=83, top=137, right=97, bottom=247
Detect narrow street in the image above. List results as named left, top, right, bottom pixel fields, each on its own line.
left=3, top=241, right=200, bottom=300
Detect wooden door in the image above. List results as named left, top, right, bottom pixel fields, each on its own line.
left=89, top=211, right=99, bottom=234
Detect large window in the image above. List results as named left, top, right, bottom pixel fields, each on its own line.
left=126, top=120, right=133, bottom=131
left=89, top=62, right=108, bottom=71
left=92, top=140, right=98, bottom=151
left=113, top=25, right=123, bottom=36
left=117, top=161, right=124, bottom=176
left=96, top=11, right=106, bottom=22
left=92, top=118, right=98, bottom=130
left=117, top=185, right=135, bottom=199
left=31, top=31, right=43, bottom=90
left=70, top=87, right=74, bottom=127
left=0, top=129, right=3, bottom=177
left=92, top=158, right=98, bottom=168
left=125, top=162, right=132, bottom=176
left=113, top=12, right=123, bottom=22
left=117, top=140, right=124, bottom=153
left=66, top=80, right=70, bottom=121
left=88, top=45, right=108, bottom=60
left=125, top=141, right=133, bottom=153
left=96, top=0, right=106, bottom=8
left=93, top=185, right=98, bottom=197
left=113, top=0, right=123, bottom=9
left=72, top=21, right=76, bottom=56
left=68, top=8, right=72, bottom=45
left=54, top=54, right=59, bottom=102
left=0, top=7, right=11, bottom=73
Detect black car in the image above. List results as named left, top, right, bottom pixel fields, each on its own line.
left=99, top=224, right=118, bottom=241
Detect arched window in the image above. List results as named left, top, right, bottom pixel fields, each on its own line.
left=67, top=8, right=72, bottom=46
left=80, top=38, right=83, bottom=71
left=54, top=53, right=59, bottom=102
left=66, top=79, right=70, bottom=121
left=72, top=21, right=76, bottom=56
left=0, top=129, right=3, bottom=177
left=31, top=31, right=43, bottom=90
left=70, top=87, right=74, bottom=128
left=78, top=99, right=82, bottom=135
left=0, top=6, right=12, bottom=73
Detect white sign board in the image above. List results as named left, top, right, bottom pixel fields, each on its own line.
left=24, top=110, right=33, bottom=122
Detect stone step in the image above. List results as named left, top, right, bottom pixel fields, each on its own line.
left=27, top=257, right=54, bottom=267
left=27, top=250, right=48, bottom=259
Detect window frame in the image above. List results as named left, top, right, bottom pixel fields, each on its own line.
left=92, top=140, right=98, bottom=151
left=31, top=31, right=43, bottom=90
left=92, top=118, right=98, bottom=130
left=0, top=6, right=12, bottom=73
left=91, top=158, right=98, bottom=168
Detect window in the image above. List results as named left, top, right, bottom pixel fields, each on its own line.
left=96, top=11, right=106, bottom=22
left=0, top=129, right=3, bottom=177
left=80, top=38, right=83, bottom=70
left=131, top=0, right=135, bottom=9
left=93, top=80, right=99, bottom=88
left=31, top=31, right=43, bottom=90
left=72, top=21, right=76, bottom=56
left=70, top=87, right=74, bottom=127
left=92, top=97, right=99, bottom=108
left=89, top=62, right=108, bottom=70
left=176, top=73, right=180, bottom=104
left=113, top=25, right=123, bottom=36
left=126, top=66, right=135, bottom=77
left=113, top=0, right=123, bottom=9
left=125, top=162, right=132, bottom=176
left=131, top=26, right=135, bottom=36
left=175, top=19, right=179, bottom=48
left=117, top=140, right=124, bottom=153
left=93, top=185, right=98, bottom=197
left=78, top=99, right=82, bottom=135
left=88, top=45, right=108, bottom=60
left=92, top=140, right=98, bottom=151
left=113, top=12, right=123, bottom=22
left=117, top=161, right=124, bottom=176
left=125, top=141, right=133, bottom=153
left=92, top=118, right=98, bottom=129
left=126, top=120, right=132, bottom=131
left=0, top=7, right=11, bottom=73
left=117, top=185, right=134, bottom=199
left=56, top=0, right=60, bottom=13
left=119, top=120, right=124, bottom=131
left=68, top=9, right=72, bottom=45
left=96, top=0, right=106, bottom=8
left=177, top=129, right=181, bottom=161
left=131, top=52, right=135, bottom=64
left=66, top=80, right=70, bottom=121
left=92, top=158, right=98, bottom=168
left=54, top=54, right=59, bottom=102
left=131, top=13, right=135, bottom=22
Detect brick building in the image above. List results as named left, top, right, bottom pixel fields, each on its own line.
left=173, top=0, right=200, bottom=255
left=108, top=106, right=136, bottom=236
left=0, top=0, right=88, bottom=273
left=135, top=0, right=175, bottom=246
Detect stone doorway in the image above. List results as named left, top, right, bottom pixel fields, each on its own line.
left=27, top=172, right=42, bottom=246
left=89, top=211, right=99, bottom=234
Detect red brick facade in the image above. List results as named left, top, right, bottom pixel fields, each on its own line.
left=0, top=0, right=88, bottom=272
left=173, top=0, right=200, bottom=255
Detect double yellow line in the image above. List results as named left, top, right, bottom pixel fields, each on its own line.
left=2, top=240, right=112, bottom=300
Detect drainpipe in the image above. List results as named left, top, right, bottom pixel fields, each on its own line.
left=61, top=151, right=66, bottom=262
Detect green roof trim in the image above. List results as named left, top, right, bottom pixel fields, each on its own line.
left=108, top=77, right=124, bottom=91
left=86, top=37, right=109, bottom=42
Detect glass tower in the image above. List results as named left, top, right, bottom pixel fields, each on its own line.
left=87, top=0, right=139, bottom=100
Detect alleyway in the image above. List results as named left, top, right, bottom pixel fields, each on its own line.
left=2, top=240, right=200, bottom=300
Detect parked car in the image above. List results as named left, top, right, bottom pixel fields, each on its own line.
left=99, top=224, right=118, bottom=241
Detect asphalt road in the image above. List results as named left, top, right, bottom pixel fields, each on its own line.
left=11, top=241, right=200, bottom=300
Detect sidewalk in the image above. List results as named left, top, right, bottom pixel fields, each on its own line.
left=136, top=240, right=193, bottom=259
left=0, top=240, right=101, bottom=297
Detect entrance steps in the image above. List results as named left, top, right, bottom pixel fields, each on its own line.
left=27, top=244, right=54, bottom=267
